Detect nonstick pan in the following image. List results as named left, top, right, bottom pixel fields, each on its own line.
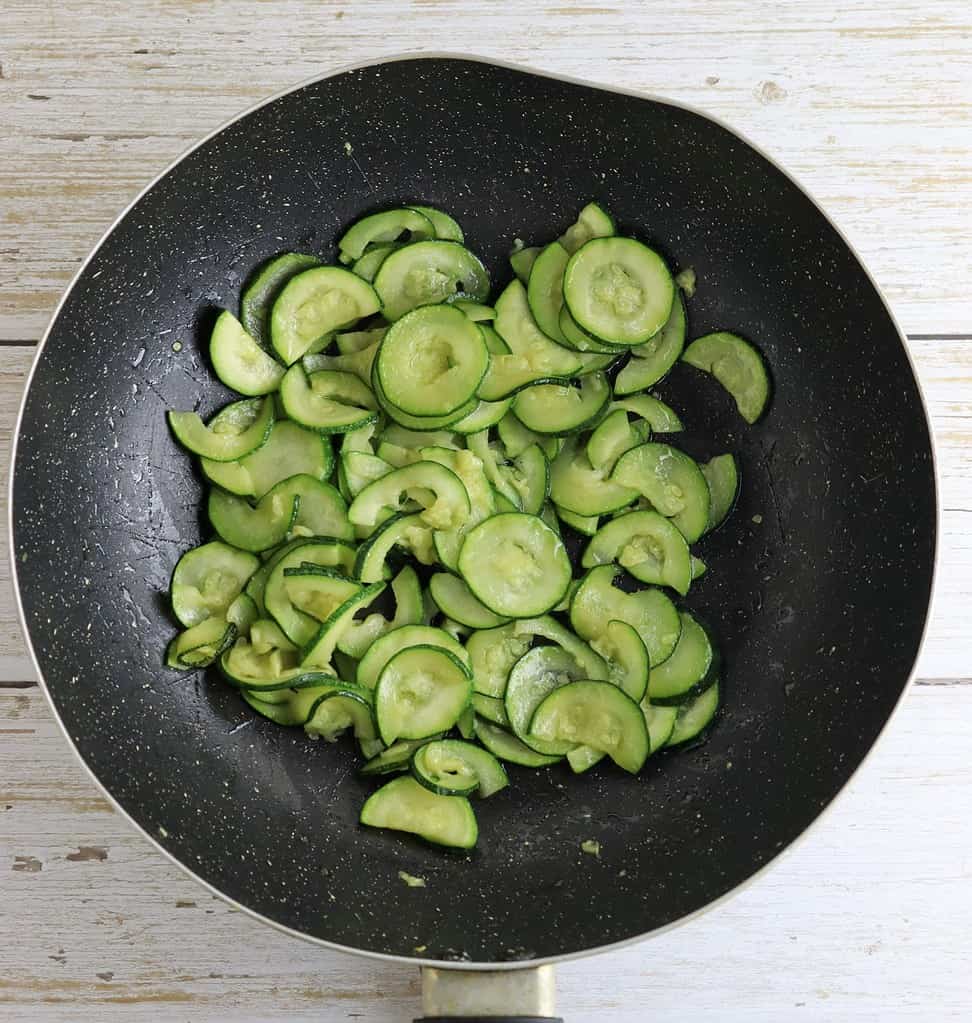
left=10, top=56, right=936, bottom=1020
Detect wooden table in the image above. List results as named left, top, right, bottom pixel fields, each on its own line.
left=2, top=3, right=970, bottom=1019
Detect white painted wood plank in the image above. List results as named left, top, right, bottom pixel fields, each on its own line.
left=1, top=0, right=971, bottom=339
left=1, top=684, right=970, bottom=1020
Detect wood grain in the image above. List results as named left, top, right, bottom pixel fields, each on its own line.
left=2, top=684, right=971, bottom=1020
left=1, top=1, right=971, bottom=339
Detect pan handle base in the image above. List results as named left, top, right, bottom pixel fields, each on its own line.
left=418, top=965, right=561, bottom=1021
left=416, top=1017, right=563, bottom=1022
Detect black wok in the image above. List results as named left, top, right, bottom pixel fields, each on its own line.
left=10, top=56, right=936, bottom=1020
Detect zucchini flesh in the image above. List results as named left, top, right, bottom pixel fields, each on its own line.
left=169, top=396, right=273, bottom=463
left=210, top=310, right=285, bottom=396
left=241, top=252, right=320, bottom=347
left=374, top=241, right=489, bottom=321
left=270, top=266, right=381, bottom=365
left=701, top=453, right=740, bottom=532
left=564, top=237, right=674, bottom=346
left=682, top=331, right=770, bottom=423
left=376, top=304, right=489, bottom=416
left=360, top=776, right=478, bottom=849
left=374, top=645, right=472, bottom=745
left=458, top=512, right=571, bottom=618
left=613, top=291, right=686, bottom=395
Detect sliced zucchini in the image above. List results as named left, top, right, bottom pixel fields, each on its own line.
left=356, top=623, right=470, bottom=689
left=360, top=775, right=478, bottom=849
left=449, top=396, right=512, bottom=434
left=691, top=555, right=707, bottom=580
left=264, top=540, right=358, bottom=644
left=351, top=243, right=400, bottom=283
left=171, top=541, right=260, bottom=628
left=450, top=298, right=494, bottom=322
left=465, top=431, right=520, bottom=510
left=429, top=573, right=509, bottom=629
left=268, top=474, right=352, bottom=541
left=582, top=509, right=692, bottom=595
left=549, top=435, right=638, bottom=517
left=511, top=616, right=609, bottom=681
left=479, top=280, right=582, bottom=401
left=612, top=394, right=683, bottom=434
left=613, top=291, right=687, bottom=395
left=471, top=693, right=510, bottom=728
left=496, top=412, right=560, bottom=461
left=556, top=506, right=599, bottom=536
left=374, top=645, right=472, bottom=745
left=336, top=326, right=388, bottom=355
left=300, top=580, right=387, bottom=669
left=169, top=396, right=273, bottom=463
left=201, top=420, right=333, bottom=499
left=166, top=617, right=236, bottom=669
left=586, top=408, right=650, bottom=474
left=354, top=511, right=436, bottom=583
left=411, top=739, right=508, bottom=798
left=496, top=444, right=550, bottom=515
left=208, top=486, right=298, bottom=553
left=338, top=564, right=424, bottom=658
left=458, top=512, right=570, bottom=618
left=558, top=201, right=616, bottom=255
left=505, top=645, right=587, bottom=756
left=648, top=611, right=717, bottom=704
left=270, top=266, right=381, bottom=365
left=374, top=241, right=489, bottom=321
left=278, top=565, right=361, bottom=645
left=376, top=304, right=489, bottom=416
left=338, top=208, right=435, bottom=263
left=558, top=305, right=618, bottom=353
left=305, top=690, right=377, bottom=743
left=566, top=745, right=605, bottom=774
left=371, top=367, right=478, bottom=430
left=642, top=701, right=679, bottom=752
left=509, top=245, right=541, bottom=284
left=465, top=622, right=532, bottom=698
left=280, top=365, right=379, bottom=434
left=210, top=310, right=285, bottom=396
left=226, top=592, right=259, bottom=633
left=361, top=738, right=433, bottom=777
left=701, top=453, right=740, bottom=532
left=513, top=371, right=610, bottom=435
left=241, top=253, right=320, bottom=348
left=407, top=205, right=464, bottom=243
left=383, top=425, right=460, bottom=450
left=530, top=679, right=649, bottom=774
left=341, top=450, right=393, bottom=497
left=682, top=332, right=770, bottom=423
left=527, top=241, right=570, bottom=342
left=241, top=690, right=305, bottom=727
left=589, top=620, right=650, bottom=702
left=611, top=443, right=710, bottom=543
left=665, top=682, right=720, bottom=746
left=348, top=460, right=471, bottom=532
left=564, top=237, right=674, bottom=346
left=302, top=335, right=380, bottom=385
left=473, top=717, right=560, bottom=768
left=420, top=445, right=496, bottom=569
left=570, top=564, right=682, bottom=667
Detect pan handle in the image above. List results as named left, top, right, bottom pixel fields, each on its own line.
left=416, top=965, right=563, bottom=1022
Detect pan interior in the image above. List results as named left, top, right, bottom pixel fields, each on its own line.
left=12, top=57, right=935, bottom=964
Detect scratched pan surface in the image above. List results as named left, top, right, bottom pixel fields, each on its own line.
left=11, top=57, right=935, bottom=965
